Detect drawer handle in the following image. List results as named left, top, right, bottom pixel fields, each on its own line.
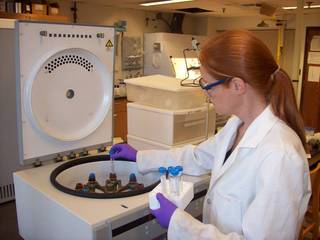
left=184, top=119, right=205, bottom=127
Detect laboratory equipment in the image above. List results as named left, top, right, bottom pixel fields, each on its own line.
left=15, top=22, right=114, bottom=165
left=50, top=155, right=157, bottom=197
left=143, top=32, right=207, bottom=78
left=16, top=160, right=208, bottom=239
left=122, top=36, right=143, bottom=71
left=0, top=19, right=25, bottom=203
left=159, top=167, right=167, bottom=193
left=176, top=165, right=183, bottom=192
left=169, top=167, right=180, bottom=196
left=149, top=166, right=194, bottom=210
left=3, top=20, right=210, bottom=240
left=191, top=37, right=200, bottom=57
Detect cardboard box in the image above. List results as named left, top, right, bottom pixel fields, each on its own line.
left=31, top=3, right=47, bottom=15
left=48, top=6, right=59, bottom=15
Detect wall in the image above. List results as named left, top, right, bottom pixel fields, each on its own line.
left=56, top=0, right=206, bottom=80
left=207, top=12, right=320, bottom=31
left=208, top=16, right=279, bottom=31
left=203, top=16, right=292, bottom=74
left=204, top=13, right=320, bottom=99
left=285, top=12, right=320, bottom=29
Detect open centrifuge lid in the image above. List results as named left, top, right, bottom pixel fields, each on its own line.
left=24, top=48, right=111, bottom=141
left=16, top=22, right=114, bottom=164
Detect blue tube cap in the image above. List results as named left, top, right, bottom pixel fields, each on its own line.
left=89, top=173, right=96, bottom=181
left=176, top=166, right=183, bottom=172
left=82, top=188, right=89, bottom=193
left=159, top=167, right=167, bottom=174
left=169, top=167, right=179, bottom=177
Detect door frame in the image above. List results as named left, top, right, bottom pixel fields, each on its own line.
left=299, top=26, right=320, bottom=131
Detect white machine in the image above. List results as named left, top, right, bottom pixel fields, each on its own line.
left=143, top=32, right=207, bottom=78
left=0, top=19, right=24, bottom=203
left=16, top=22, right=114, bottom=165
left=15, top=159, right=209, bottom=240
left=2, top=21, right=210, bottom=240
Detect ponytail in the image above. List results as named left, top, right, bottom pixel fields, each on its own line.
left=268, top=69, right=306, bottom=147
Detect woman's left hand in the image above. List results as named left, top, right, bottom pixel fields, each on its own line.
left=151, top=193, right=177, bottom=228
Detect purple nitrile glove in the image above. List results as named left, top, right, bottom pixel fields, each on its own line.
left=109, top=144, right=137, bottom=161
left=151, top=193, right=177, bottom=229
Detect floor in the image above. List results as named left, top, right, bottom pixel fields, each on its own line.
left=0, top=201, right=23, bottom=240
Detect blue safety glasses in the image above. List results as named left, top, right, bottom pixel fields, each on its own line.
left=199, top=76, right=233, bottom=91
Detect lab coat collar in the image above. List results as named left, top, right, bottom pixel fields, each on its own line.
left=237, top=105, right=278, bottom=149
left=211, top=105, right=278, bottom=184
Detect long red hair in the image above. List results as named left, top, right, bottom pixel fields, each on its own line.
left=199, top=30, right=306, bottom=147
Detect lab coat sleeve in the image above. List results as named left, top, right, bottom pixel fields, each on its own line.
left=168, top=209, right=243, bottom=240
left=136, top=136, right=218, bottom=176
left=136, top=115, right=238, bottom=175
left=167, top=150, right=311, bottom=240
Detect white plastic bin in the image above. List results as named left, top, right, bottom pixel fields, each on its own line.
left=127, top=102, right=215, bottom=146
left=128, top=135, right=173, bottom=150
left=127, top=134, right=203, bottom=151
left=125, top=75, right=206, bottom=110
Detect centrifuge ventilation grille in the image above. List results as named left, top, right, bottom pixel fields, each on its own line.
left=46, top=33, right=93, bottom=39
left=44, top=55, right=94, bottom=74
left=0, top=183, right=15, bottom=203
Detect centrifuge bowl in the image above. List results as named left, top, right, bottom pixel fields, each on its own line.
left=50, top=155, right=160, bottom=198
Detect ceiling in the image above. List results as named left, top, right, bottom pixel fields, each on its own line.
left=78, top=0, right=320, bottom=17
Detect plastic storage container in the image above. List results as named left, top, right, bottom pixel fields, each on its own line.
left=125, top=75, right=206, bottom=110
left=127, top=102, right=215, bottom=146
left=128, top=135, right=172, bottom=150
left=149, top=180, right=194, bottom=210
left=127, top=134, right=204, bottom=151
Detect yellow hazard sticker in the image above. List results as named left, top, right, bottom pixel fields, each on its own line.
left=106, top=40, right=113, bottom=48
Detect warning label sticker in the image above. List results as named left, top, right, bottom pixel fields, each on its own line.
left=106, top=40, right=113, bottom=48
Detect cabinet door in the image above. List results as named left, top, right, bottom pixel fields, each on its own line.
left=300, top=27, right=320, bottom=131
left=114, top=99, right=127, bottom=141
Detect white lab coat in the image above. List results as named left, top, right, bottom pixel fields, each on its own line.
left=137, top=106, right=311, bottom=240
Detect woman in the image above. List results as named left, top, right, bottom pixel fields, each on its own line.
left=110, top=30, right=311, bottom=239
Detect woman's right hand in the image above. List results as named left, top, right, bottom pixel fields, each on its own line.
left=109, top=144, right=137, bottom=161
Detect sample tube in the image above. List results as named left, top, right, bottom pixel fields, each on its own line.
left=169, top=167, right=180, bottom=196
left=110, top=157, right=115, bottom=173
left=109, top=149, right=115, bottom=173
left=176, top=166, right=183, bottom=192
left=168, top=166, right=174, bottom=175
left=168, top=166, right=174, bottom=192
left=158, top=167, right=167, bottom=193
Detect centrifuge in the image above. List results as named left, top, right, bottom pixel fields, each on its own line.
left=11, top=21, right=210, bottom=240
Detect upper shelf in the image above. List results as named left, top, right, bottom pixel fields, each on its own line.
left=0, top=12, right=69, bottom=23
